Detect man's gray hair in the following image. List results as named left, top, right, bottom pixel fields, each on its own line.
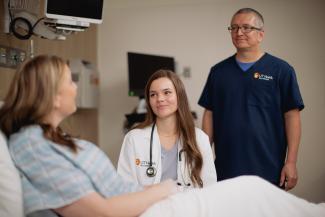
left=233, top=8, right=264, bottom=28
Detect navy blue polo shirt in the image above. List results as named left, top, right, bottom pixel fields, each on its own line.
left=198, top=53, right=304, bottom=183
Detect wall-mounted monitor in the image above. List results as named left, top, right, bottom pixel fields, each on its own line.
left=45, top=0, right=103, bottom=25
left=128, top=52, right=175, bottom=97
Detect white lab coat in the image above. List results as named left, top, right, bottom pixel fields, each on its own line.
left=117, top=125, right=217, bottom=187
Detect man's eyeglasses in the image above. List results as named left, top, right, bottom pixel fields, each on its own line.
left=228, top=25, right=263, bottom=34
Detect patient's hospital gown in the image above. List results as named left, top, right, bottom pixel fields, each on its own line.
left=9, top=125, right=141, bottom=217
left=141, top=176, right=325, bottom=217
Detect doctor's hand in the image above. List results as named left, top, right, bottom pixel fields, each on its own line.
left=280, top=162, right=298, bottom=191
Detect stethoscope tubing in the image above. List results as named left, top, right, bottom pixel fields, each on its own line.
left=146, top=123, right=157, bottom=177
left=146, top=123, right=191, bottom=186
left=149, top=123, right=155, bottom=168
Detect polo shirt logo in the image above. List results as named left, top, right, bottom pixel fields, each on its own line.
left=254, top=72, right=273, bottom=81
left=254, top=72, right=260, bottom=79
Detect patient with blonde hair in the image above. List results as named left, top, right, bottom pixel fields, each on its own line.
left=0, top=55, right=176, bottom=217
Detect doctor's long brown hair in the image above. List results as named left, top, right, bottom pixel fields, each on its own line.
left=137, top=69, right=203, bottom=187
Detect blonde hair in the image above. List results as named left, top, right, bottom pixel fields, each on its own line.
left=0, top=55, right=77, bottom=151
left=137, top=69, right=204, bottom=187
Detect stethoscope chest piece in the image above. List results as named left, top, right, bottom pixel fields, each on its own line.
left=146, top=166, right=157, bottom=177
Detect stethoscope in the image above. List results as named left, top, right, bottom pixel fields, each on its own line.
left=146, top=123, right=157, bottom=177
left=146, top=123, right=191, bottom=187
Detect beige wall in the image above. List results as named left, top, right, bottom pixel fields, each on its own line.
left=98, top=0, right=325, bottom=202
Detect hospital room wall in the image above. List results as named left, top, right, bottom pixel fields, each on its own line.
left=98, top=0, right=325, bottom=202
left=0, top=2, right=98, bottom=144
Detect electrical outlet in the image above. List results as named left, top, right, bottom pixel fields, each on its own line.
left=0, top=45, right=26, bottom=68
left=8, top=49, right=18, bottom=66
left=0, top=47, right=6, bottom=64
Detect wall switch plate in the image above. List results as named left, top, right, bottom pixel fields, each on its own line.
left=183, top=66, right=191, bottom=78
left=0, top=45, right=26, bottom=68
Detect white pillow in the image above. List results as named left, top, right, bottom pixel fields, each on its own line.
left=0, top=130, right=24, bottom=217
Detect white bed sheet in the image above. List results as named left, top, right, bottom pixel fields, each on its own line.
left=0, top=131, right=24, bottom=217
left=141, top=176, right=325, bottom=217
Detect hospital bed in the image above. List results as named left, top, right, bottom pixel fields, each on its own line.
left=1, top=130, right=324, bottom=217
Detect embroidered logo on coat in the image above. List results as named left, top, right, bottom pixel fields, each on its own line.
left=135, top=158, right=156, bottom=167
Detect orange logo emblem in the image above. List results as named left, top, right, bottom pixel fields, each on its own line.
left=135, top=158, right=140, bottom=166
left=254, top=72, right=260, bottom=79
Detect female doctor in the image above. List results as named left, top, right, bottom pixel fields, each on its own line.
left=118, top=70, right=216, bottom=188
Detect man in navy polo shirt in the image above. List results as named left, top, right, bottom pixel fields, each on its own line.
left=198, top=8, right=304, bottom=190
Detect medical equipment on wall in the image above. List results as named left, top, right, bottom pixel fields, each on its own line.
left=69, top=59, right=99, bottom=108
left=147, top=123, right=191, bottom=187
left=4, top=0, right=104, bottom=40
left=4, top=0, right=65, bottom=40
left=6, top=10, right=66, bottom=40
